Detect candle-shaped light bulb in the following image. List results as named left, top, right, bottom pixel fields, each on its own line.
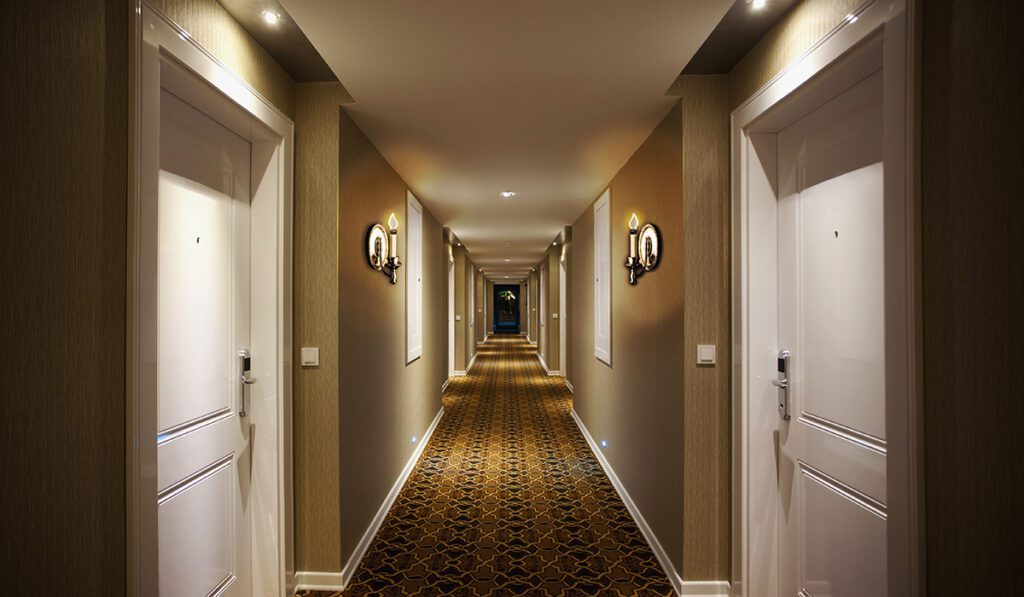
left=628, top=213, right=639, bottom=259
left=388, top=213, right=399, bottom=257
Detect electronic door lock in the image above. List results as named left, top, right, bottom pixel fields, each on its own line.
left=774, top=349, right=791, bottom=420
left=238, top=348, right=256, bottom=417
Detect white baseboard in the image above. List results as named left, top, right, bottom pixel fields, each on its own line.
left=294, top=571, right=343, bottom=591
left=300, top=407, right=444, bottom=591
left=564, top=379, right=574, bottom=393
left=679, top=580, right=733, bottom=596
left=441, top=378, right=450, bottom=393
left=467, top=351, right=478, bottom=373
left=570, top=409, right=730, bottom=597
left=536, top=353, right=561, bottom=377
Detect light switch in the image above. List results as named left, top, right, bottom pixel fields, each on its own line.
left=301, top=347, right=320, bottom=367
left=456, top=315, right=461, bottom=321
left=552, top=313, right=559, bottom=319
left=697, top=344, right=716, bottom=365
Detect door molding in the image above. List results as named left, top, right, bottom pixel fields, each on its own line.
left=128, top=4, right=295, bottom=595
left=730, top=1, right=920, bottom=595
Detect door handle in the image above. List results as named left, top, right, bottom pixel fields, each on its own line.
left=775, top=349, right=791, bottom=421
left=238, top=349, right=256, bottom=417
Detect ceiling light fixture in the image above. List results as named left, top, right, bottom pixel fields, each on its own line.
left=262, top=10, right=281, bottom=24
left=749, top=0, right=766, bottom=9
left=499, top=190, right=516, bottom=198
left=504, top=259, right=511, bottom=262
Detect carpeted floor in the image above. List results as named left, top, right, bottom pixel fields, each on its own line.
left=298, top=336, right=672, bottom=596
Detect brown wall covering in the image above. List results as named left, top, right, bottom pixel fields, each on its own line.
left=570, top=104, right=688, bottom=572
left=729, top=0, right=864, bottom=109
left=337, top=110, right=447, bottom=564
left=920, top=1, right=1024, bottom=593
left=293, top=82, right=345, bottom=571
left=0, top=1, right=128, bottom=591
left=678, top=75, right=731, bottom=580
left=154, top=0, right=297, bottom=118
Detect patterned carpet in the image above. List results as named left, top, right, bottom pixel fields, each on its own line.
left=298, top=335, right=673, bottom=596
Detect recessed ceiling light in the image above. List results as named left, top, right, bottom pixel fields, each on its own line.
left=262, top=10, right=281, bottom=24
left=499, top=190, right=516, bottom=198
left=504, top=259, right=511, bottom=262
left=504, top=276, right=509, bottom=279
left=750, top=0, right=766, bottom=9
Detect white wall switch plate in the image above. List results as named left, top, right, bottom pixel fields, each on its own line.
left=553, top=313, right=559, bottom=319
left=697, top=344, right=716, bottom=365
left=455, top=315, right=461, bottom=321
left=300, top=347, right=320, bottom=367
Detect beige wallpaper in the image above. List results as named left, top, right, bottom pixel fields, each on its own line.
left=156, top=0, right=297, bottom=117
left=337, top=109, right=447, bottom=564
left=729, top=0, right=865, bottom=109
left=570, top=103, right=688, bottom=572
left=0, top=1, right=128, bottom=591
left=920, top=2, right=1022, bottom=593
left=679, top=75, right=732, bottom=580
left=293, top=82, right=346, bottom=571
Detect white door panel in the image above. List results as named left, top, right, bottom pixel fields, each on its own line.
left=777, top=70, right=886, bottom=597
left=158, top=88, right=252, bottom=597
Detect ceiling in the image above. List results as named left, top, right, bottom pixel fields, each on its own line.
left=280, top=0, right=731, bottom=279
left=218, top=0, right=337, bottom=82
left=683, top=0, right=799, bottom=74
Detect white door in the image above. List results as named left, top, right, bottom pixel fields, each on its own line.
left=559, top=261, right=567, bottom=374
left=776, top=70, right=887, bottom=596
left=539, top=263, right=547, bottom=350
left=157, top=89, right=253, bottom=597
left=448, top=262, right=455, bottom=376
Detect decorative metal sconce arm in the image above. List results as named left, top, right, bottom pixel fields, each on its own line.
left=624, top=217, right=659, bottom=285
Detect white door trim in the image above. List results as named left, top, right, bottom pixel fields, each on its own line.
left=730, top=1, right=920, bottom=596
left=559, top=260, right=567, bottom=377
left=129, top=5, right=295, bottom=595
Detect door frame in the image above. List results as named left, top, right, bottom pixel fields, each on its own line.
left=730, top=1, right=920, bottom=596
left=559, top=259, right=567, bottom=377
left=128, top=5, right=295, bottom=595
left=448, top=260, right=455, bottom=377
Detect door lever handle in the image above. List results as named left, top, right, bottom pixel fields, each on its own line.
left=238, top=349, right=255, bottom=417
left=775, top=349, right=791, bottom=420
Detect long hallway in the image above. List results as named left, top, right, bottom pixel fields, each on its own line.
left=304, top=336, right=672, bottom=596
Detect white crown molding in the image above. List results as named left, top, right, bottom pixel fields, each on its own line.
left=571, top=409, right=730, bottom=597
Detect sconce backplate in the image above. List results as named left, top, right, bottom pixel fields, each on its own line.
left=638, top=223, right=660, bottom=270
left=367, top=223, right=389, bottom=270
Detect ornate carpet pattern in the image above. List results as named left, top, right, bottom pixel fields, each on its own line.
left=298, top=335, right=673, bottom=596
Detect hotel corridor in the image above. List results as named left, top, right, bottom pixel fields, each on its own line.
left=301, top=336, right=672, bottom=596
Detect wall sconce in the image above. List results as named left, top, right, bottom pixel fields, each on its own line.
left=367, top=213, right=401, bottom=284
left=624, top=213, right=660, bottom=285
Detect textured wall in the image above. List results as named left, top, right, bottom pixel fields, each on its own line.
left=920, top=1, right=1024, bottom=594
left=679, top=75, right=732, bottom=580
left=0, top=1, right=128, bottom=591
left=293, top=82, right=345, bottom=571
left=337, top=110, right=447, bottom=564
left=570, top=104, right=688, bottom=572
left=156, top=0, right=296, bottom=117
left=729, top=0, right=864, bottom=109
